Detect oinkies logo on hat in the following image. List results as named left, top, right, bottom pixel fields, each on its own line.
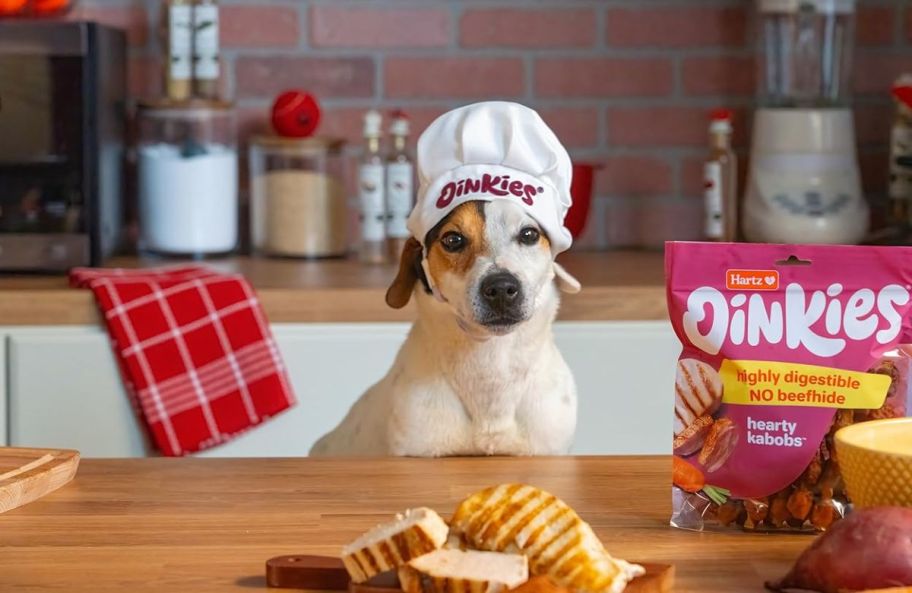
left=436, top=173, right=545, bottom=208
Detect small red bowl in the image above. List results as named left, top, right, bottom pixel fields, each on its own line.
left=565, top=163, right=599, bottom=239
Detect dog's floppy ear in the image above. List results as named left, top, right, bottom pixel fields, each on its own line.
left=386, top=237, right=424, bottom=309
left=553, top=261, right=581, bottom=294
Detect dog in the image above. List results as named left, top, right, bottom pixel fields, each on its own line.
left=309, top=198, right=581, bottom=457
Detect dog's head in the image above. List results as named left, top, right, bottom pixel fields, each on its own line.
left=386, top=200, right=580, bottom=335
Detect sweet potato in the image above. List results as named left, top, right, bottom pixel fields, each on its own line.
left=766, top=507, right=912, bottom=593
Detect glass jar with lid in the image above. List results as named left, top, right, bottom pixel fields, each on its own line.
left=136, top=99, right=238, bottom=256
left=249, top=136, right=349, bottom=258
left=758, top=0, right=856, bottom=108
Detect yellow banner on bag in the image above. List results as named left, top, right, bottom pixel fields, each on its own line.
left=719, top=359, right=891, bottom=409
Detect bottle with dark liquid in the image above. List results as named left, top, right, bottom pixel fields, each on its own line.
left=703, top=109, right=738, bottom=242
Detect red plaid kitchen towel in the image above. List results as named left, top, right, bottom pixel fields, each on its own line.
left=70, top=265, right=296, bottom=456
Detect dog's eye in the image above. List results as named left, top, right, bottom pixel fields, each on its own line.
left=441, top=231, right=466, bottom=253
left=518, top=227, right=540, bottom=246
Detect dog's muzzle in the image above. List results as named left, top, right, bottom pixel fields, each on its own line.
left=476, top=271, right=525, bottom=327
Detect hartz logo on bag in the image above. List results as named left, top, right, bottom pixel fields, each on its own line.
left=726, top=269, right=779, bottom=290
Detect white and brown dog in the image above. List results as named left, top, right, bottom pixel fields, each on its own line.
left=310, top=101, right=581, bottom=457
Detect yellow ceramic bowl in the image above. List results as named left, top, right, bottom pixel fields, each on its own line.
left=835, top=418, right=912, bottom=508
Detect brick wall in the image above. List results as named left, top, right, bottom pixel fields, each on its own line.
left=67, top=0, right=912, bottom=250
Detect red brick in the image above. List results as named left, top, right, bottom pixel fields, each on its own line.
left=310, top=6, right=450, bottom=48
left=461, top=8, right=595, bottom=48
left=235, top=56, right=374, bottom=99
left=594, top=156, right=673, bottom=197
left=385, top=58, right=524, bottom=99
left=536, top=58, right=672, bottom=98
left=854, top=53, right=911, bottom=95
left=318, top=106, right=446, bottom=146
left=638, top=199, right=704, bottom=247
left=221, top=5, right=299, bottom=48
left=600, top=198, right=639, bottom=248
left=538, top=108, right=599, bottom=149
left=67, top=4, right=148, bottom=46
left=607, top=107, right=750, bottom=148
left=606, top=6, right=747, bottom=48
left=681, top=158, right=705, bottom=200
left=856, top=5, right=894, bottom=47
left=854, top=104, right=894, bottom=145
left=128, top=56, right=161, bottom=99
left=682, top=56, right=755, bottom=96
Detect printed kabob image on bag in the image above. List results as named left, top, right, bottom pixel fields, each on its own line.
left=665, top=242, right=912, bottom=532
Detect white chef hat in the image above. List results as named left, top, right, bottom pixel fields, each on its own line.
left=407, top=101, right=573, bottom=256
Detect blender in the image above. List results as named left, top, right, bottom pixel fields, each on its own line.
left=742, top=0, right=868, bottom=244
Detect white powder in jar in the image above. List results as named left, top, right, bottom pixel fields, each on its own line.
left=138, top=143, right=238, bottom=254
left=251, top=169, right=348, bottom=258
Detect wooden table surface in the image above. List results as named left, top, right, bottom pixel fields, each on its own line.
left=0, top=251, right=667, bottom=325
left=0, top=456, right=808, bottom=593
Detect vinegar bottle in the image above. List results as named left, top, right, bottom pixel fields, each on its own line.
left=358, top=110, right=388, bottom=264
left=163, top=0, right=193, bottom=101
left=191, top=0, right=221, bottom=99
left=703, top=109, right=738, bottom=242
left=385, top=110, right=414, bottom=260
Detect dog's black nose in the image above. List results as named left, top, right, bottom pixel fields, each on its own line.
left=480, top=272, right=522, bottom=310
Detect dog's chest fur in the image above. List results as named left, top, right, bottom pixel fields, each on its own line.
left=384, top=295, right=577, bottom=457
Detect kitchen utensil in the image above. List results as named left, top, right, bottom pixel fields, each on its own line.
left=266, top=555, right=350, bottom=589
left=835, top=418, right=912, bottom=508
left=264, top=554, right=673, bottom=593
left=136, top=98, right=238, bottom=256
left=0, top=446, right=80, bottom=514
left=566, top=163, right=597, bottom=240
left=249, top=135, right=349, bottom=258
left=742, top=0, right=867, bottom=245
left=0, top=21, right=126, bottom=271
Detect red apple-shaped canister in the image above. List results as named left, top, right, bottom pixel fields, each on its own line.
left=270, top=90, right=321, bottom=138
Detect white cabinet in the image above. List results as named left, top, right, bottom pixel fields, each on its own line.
left=556, top=323, right=678, bottom=455
left=7, top=329, right=149, bottom=457
left=3, top=322, right=679, bottom=457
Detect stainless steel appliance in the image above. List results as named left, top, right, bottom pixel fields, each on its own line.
left=0, top=21, right=126, bottom=271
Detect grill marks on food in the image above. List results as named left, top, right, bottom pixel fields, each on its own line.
left=341, top=508, right=449, bottom=583
left=673, top=359, right=723, bottom=435
left=449, top=484, right=643, bottom=593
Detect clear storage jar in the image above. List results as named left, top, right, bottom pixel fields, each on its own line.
left=137, top=99, right=238, bottom=256
left=249, top=136, right=349, bottom=258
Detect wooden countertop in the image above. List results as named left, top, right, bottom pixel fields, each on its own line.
left=0, top=251, right=667, bottom=325
left=0, top=456, right=807, bottom=593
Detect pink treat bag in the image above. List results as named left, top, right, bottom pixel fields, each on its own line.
left=666, top=241, right=912, bottom=532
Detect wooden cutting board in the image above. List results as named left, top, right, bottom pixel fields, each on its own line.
left=0, top=447, right=80, bottom=514
left=628, top=563, right=675, bottom=593
left=266, top=555, right=674, bottom=593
